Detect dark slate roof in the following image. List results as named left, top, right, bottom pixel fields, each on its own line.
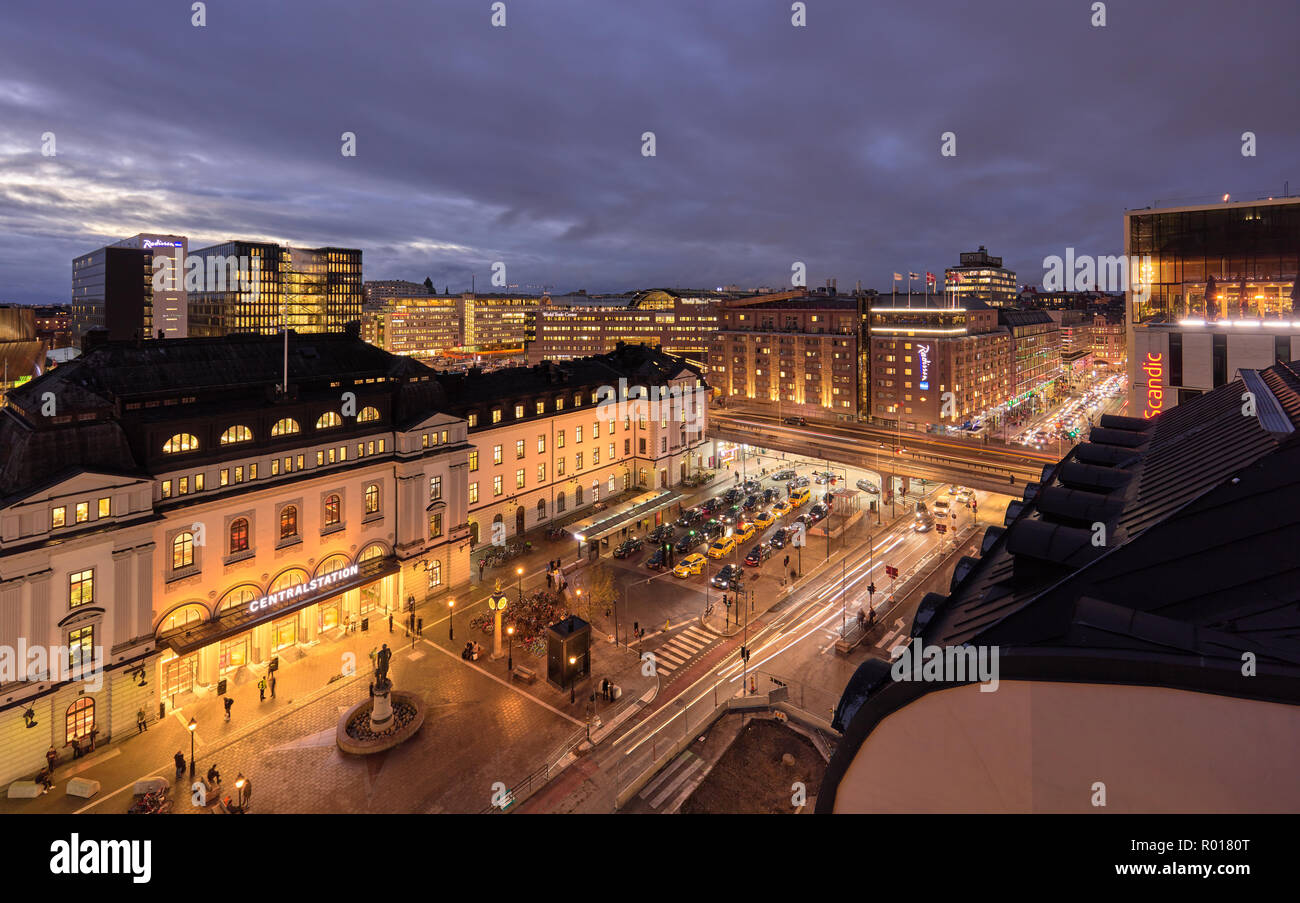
left=996, top=309, right=1056, bottom=327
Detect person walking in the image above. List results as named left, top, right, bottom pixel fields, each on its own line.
left=174, top=751, right=186, bottom=778
left=257, top=676, right=266, bottom=701
left=369, top=646, right=378, bottom=671
left=388, top=612, right=394, bottom=633
left=136, top=708, right=147, bottom=733
left=46, top=745, right=58, bottom=773
left=269, top=673, right=277, bottom=699
left=223, top=696, right=233, bottom=722
left=416, top=617, right=423, bottom=638
left=479, top=559, right=485, bottom=581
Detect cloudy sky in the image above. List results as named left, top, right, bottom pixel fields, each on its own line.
left=1, top=0, right=1296, bottom=303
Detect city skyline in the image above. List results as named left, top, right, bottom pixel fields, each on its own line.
left=2, top=0, right=1297, bottom=304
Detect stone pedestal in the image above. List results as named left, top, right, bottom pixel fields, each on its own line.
left=491, top=608, right=505, bottom=660
left=371, top=680, right=394, bottom=729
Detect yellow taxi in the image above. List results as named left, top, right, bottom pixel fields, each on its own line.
left=752, top=510, right=776, bottom=529
left=772, top=499, right=793, bottom=517
left=731, top=521, right=756, bottom=543
left=790, top=486, right=812, bottom=508
left=673, top=553, right=707, bottom=577
left=706, top=536, right=738, bottom=559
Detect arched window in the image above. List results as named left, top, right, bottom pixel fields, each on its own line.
left=219, top=425, right=253, bottom=445
left=358, top=543, right=386, bottom=563
left=228, top=518, right=249, bottom=555
left=315, top=411, right=343, bottom=430
left=537, top=498, right=547, bottom=519
left=172, top=531, right=194, bottom=570
left=576, top=485, right=584, bottom=506
left=65, top=698, right=94, bottom=744
left=270, top=569, right=309, bottom=593
left=316, top=554, right=351, bottom=578
left=219, top=585, right=259, bottom=615
left=364, top=484, right=380, bottom=514
left=357, top=406, right=380, bottom=423
left=493, top=513, right=504, bottom=525
left=324, top=494, right=341, bottom=527
left=271, top=418, right=300, bottom=437
left=158, top=603, right=207, bottom=634
left=163, top=433, right=198, bottom=454
left=556, top=492, right=566, bottom=513
left=279, top=506, right=298, bottom=540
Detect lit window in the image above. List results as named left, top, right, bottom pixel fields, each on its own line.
left=69, top=569, right=93, bottom=607
left=493, top=476, right=503, bottom=496
left=97, top=497, right=110, bottom=518
left=163, top=433, right=198, bottom=453
left=324, top=494, right=341, bottom=527
left=229, top=518, right=249, bottom=554
left=220, top=425, right=253, bottom=445
left=172, top=532, right=195, bottom=570
left=358, top=406, right=381, bottom=422
left=365, top=484, right=380, bottom=514
left=316, top=411, right=343, bottom=430
left=469, top=482, right=479, bottom=504
left=75, top=502, right=88, bottom=523
left=279, top=506, right=299, bottom=539
left=469, top=450, right=479, bottom=472
left=271, top=418, right=301, bottom=436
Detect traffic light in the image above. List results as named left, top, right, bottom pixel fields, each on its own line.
left=867, top=583, right=876, bottom=595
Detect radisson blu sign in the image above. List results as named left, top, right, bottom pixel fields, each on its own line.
left=247, top=563, right=361, bottom=616
left=917, top=344, right=932, bottom=391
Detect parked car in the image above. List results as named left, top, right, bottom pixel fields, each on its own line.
left=674, top=553, right=707, bottom=577
left=700, top=498, right=721, bottom=515
left=856, top=479, right=880, bottom=494
left=723, top=488, right=743, bottom=505
left=770, top=527, right=789, bottom=549
left=787, top=476, right=810, bottom=492
left=744, top=542, right=773, bottom=567
left=742, top=494, right=759, bottom=510
left=813, top=471, right=837, bottom=484
left=613, top=537, right=643, bottom=559
left=742, top=479, right=761, bottom=494
left=701, top=519, right=725, bottom=541
left=772, top=499, right=793, bottom=517
left=676, top=507, right=703, bottom=528
left=710, top=563, right=743, bottom=589
left=956, top=487, right=975, bottom=504
left=807, top=503, right=829, bottom=525
left=721, top=505, right=744, bottom=525
left=762, top=487, right=779, bottom=504
left=645, top=548, right=668, bottom=570
left=782, top=416, right=807, bottom=425
left=732, top=521, right=756, bottom=543
left=706, top=536, right=738, bottom=559
left=675, top=531, right=703, bottom=553
left=648, top=524, right=675, bottom=544
left=771, top=469, right=797, bottom=481
left=752, top=510, right=776, bottom=529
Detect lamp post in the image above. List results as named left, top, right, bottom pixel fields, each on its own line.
left=186, top=717, right=196, bottom=778
left=515, top=565, right=524, bottom=603
left=506, top=625, right=514, bottom=671
left=447, top=598, right=455, bottom=642
left=569, top=655, right=577, bottom=703
left=234, top=773, right=246, bottom=814
left=487, top=581, right=509, bottom=661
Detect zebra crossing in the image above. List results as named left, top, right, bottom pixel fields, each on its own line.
left=647, top=624, right=719, bottom=677
left=638, top=749, right=704, bottom=811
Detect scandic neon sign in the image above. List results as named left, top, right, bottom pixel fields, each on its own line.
left=1142, top=352, right=1164, bottom=419
left=248, top=563, right=360, bottom=615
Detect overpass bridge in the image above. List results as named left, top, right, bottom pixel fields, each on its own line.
left=708, top=412, right=1057, bottom=495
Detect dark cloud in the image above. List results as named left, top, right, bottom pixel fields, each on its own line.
left=0, top=0, right=1296, bottom=303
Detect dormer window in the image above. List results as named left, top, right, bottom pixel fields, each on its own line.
left=163, top=433, right=199, bottom=453
left=316, top=412, right=343, bottom=430
left=358, top=406, right=380, bottom=423
left=271, top=418, right=300, bottom=436
left=220, top=425, right=253, bottom=445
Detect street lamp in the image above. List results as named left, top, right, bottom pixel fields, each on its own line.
left=506, top=625, right=515, bottom=671
left=515, top=565, right=524, bottom=603
left=234, top=773, right=246, bottom=814
left=447, top=598, right=455, bottom=642
left=186, top=717, right=196, bottom=778
left=487, top=581, right=509, bottom=661
left=569, top=655, right=577, bottom=703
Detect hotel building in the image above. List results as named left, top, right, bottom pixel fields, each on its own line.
left=709, top=289, right=865, bottom=421
left=444, top=343, right=709, bottom=545
left=112, top=233, right=189, bottom=339
left=188, top=242, right=363, bottom=338
left=997, top=309, right=1063, bottom=404
left=867, top=301, right=1011, bottom=431
left=1127, top=197, right=1300, bottom=416
left=360, top=292, right=541, bottom=360
left=945, top=246, right=1018, bottom=308
left=0, top=326, right=469, bottom=785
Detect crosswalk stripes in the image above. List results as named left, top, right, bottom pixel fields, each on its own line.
left=639, top=750, right=703, bottom=809
left=648, top=624, right=719, bottom=678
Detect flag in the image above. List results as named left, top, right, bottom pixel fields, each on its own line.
left=925, top=272, right=936, bottom=285
left=949, top=272, right=963, bottom=283
left=893, top=273, right=903, bottom=281
left=908, top=272, right=920, bottom=279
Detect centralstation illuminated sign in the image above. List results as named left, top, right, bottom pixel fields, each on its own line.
left=248, top=563, right=360, bottom=616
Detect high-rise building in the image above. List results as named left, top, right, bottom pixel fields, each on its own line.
left=457, top=293, right=541, bottom=352
left=113, top=233, right=189, bottom=338
left=1126, top=197, right=1300, bottom=416
left=945, top=246, right=1018, bottom=308
left=997, top=309, right=1063, bottom=403
left=188, top=242, right=362, bottom=337
left=364, top=279, right=429, bottom=305
left=71, top=244, right=154, bottom=345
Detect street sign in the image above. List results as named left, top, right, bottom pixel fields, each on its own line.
left=936, top=523, right=947, bottom=534
left=885, top=565, right=898, bottom=579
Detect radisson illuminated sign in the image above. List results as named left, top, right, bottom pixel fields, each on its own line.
left=917, top=343, right=932, bottom=391
left=1142, top=352, right=1164, bottom=419
left=247, top=563, right=360, bottom=616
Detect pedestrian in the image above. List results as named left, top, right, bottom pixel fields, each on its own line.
left=174, top=751, right=186, bottom=778
left=269, top=673, right=276, bottom=699
left=257, top=676, right=266, bottom=701
left=408, top=612, right=415, bottom=634
left=868, top=606, right=875, bottom=628
left=546, top=570, right=553, bottom=589
left=857, top=609, right=866, bottom=631
left=369, top=646, right=378, bottom=670
left=633, top=621, right=639, bottom=639
left=46, top=745, right=57, bottom=772
left=784, top=554, right=790, bottom=568
left=223, top=696, right=233, bottom=722
left=388, top=612, right=394, bottom=633
left=479, top=559, right=485, bottom=580
left=417, top=617, right=423, bottom=637
left=790, top=568, right=797, bottom=581
left=136, top=708, right=147, bottom=733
